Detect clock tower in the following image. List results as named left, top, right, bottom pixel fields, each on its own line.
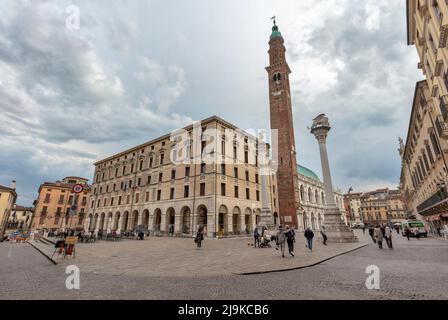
left=266, top=19, right=299, bottom=228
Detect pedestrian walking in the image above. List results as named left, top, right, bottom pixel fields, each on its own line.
left=395, top=225, right=400, bottom=234
left=384, top=225, right=393, bottom=249
left=195, top=227, right=204, bottom=248
left=320, top=226, right=328, bottom=245
left=374, top=225, right=383, bottom=249
left=275, top=225, right=286, bottom=258
left=253, top=228, right=260, bottom=248
left=304, top=227, right=314, bottom=252
left=362, top=226, right=366, bottom=235
left=405, top=227, right=411, bottom=241
left=285, top=225, right=295, bottom=257
left=368, top=225, right=376, bottom=243
left=437, top=227, right=442, bottom=237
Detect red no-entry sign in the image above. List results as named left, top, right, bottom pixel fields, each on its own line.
left=72, top=184, right=84, bottom=194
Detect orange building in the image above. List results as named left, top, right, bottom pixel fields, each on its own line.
left=31, top=177, right=91, bottom=231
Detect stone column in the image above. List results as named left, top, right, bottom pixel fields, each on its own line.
left=137, top=211, right=143, bottom=226
left=227, top=213, right=233, bottom=234
left=117, top=214, right=123, bottom=234
left=174, top=213, right=181, bottom=234
left=160, top=214, right=166, bottom=232
left=240, top=214, right=246, bottom=234
left=311, top=114, right=357, bottom=243
left=206, top=212, right=214, bottom=237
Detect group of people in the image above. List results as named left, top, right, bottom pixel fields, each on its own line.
left=367, top=224, right=393, bottom=249
left=271, top=225, right=327, bottom=258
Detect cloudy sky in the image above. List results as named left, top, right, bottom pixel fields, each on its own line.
left=0, top=0, right=421, bottom=206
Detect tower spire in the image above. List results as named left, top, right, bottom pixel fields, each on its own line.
left=270, top=16, right=282, bottom=40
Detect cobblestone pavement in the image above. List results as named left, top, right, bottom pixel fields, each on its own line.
left=1, top=230, right=447, bottom=299
left=48, top=232, right=366, bottom=276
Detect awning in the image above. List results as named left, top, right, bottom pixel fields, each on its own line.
left=427, top=215, right=441, bottom=221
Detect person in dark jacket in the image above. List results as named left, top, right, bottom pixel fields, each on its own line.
left=195, top=227, right=204, bottom=248
left=405, top=227, right=411, bottom=241
left=304, top=228, right=314, bottom=252
left=253, top=228, right=260, bottom=248
left=285, top=225, right=295, bottom=257
left=368, top=226, right=376, bottom=243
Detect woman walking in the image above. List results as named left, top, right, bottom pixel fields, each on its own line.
left=374, top=225, right=383, bottom=249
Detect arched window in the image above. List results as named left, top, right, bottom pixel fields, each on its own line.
left=300, top=185, right=305, bottom=201
left=308, top=188, right=313, bottom=203
left=315, top=190, right=319, bottom=204
left=273, top=72, right=282, bottom=84
left=321, top=192, right=325, bottom=205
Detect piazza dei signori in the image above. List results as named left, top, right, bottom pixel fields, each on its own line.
left=83, top=21, right=349, bottom=238
left=2, top=1, right=446, bottom=303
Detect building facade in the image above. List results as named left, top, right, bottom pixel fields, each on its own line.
left=6, top=205, right=34, bottom=231
left=0, top=181, right=17, bottom=238
left=405, top=1, right=448, bottom=234
left=344, top=192, right=363, bottom=225
left=86, top=116, right=278, bottom=237
left=357, top=188, right=406, bottom=225
left=296, top=164, right=347, bottom=231
left=31, top=177, right=91, bottom=231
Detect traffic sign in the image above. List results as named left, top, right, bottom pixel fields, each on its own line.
left=72, top=184, right=84, bottom=194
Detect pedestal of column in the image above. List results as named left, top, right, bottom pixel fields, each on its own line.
left=323, top=206, right=358, bottom=243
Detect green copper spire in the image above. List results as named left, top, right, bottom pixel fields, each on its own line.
left=270, top=16, right=282, bottom=39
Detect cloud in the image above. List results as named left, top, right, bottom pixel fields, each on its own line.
left=0, top=0, right=422, bottom=205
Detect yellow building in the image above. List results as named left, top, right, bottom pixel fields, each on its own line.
left=0, top=181, right=18, bottom=239
left=358, top=188, right=406, bottom=226
left=31, top=177, right=91, bottom=232
left=6, top=205, right=34, bottom=231
left=405, top=1, right=448, bottom=234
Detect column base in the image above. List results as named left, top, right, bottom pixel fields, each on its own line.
left=258, top=207, right=277, bottom=233
left=323, top=207, right=358, bottom=243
